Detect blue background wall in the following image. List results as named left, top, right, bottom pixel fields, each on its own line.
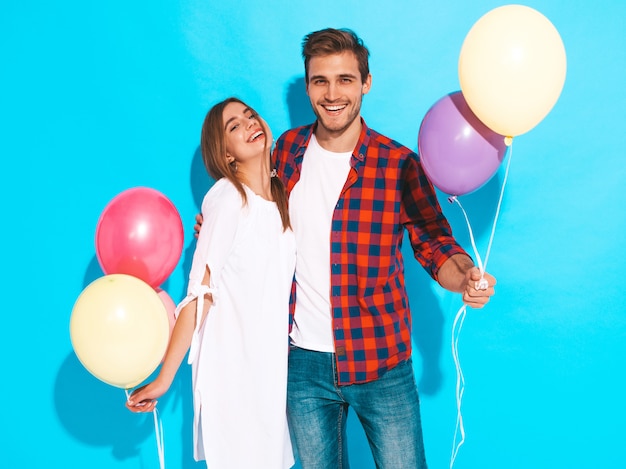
left=2, top=1, right=624, bottom=468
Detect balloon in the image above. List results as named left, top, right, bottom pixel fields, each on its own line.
left=70, top=274, right=170, bottom=389
left=458, top=4, right=567, bottom=137
left=95, top=187, right=184, bottom=288
left=156, top=287, right=177, bottom=338
left=418, top=91, right=508, bottom=196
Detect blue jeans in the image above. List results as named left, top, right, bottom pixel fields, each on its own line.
left=287, top=346, right=427, bottom=469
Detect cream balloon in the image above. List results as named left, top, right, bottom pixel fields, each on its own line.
left=459, top=4, right=567, bottom=137
left=70, top=274, right=170, bottom=389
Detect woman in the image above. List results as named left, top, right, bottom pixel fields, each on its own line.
left=126, top=97, right=296, bottom=469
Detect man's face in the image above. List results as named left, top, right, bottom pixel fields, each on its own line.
left=306, top=51, right=371, bottom=138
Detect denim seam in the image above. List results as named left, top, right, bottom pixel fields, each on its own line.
left=331, top=351, right=347, bottom=469
left=332, top=352, right=347, bottom=402
left=337, top=405, right=345, bottom=469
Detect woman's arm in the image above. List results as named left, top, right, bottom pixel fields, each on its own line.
left=126, top=266, right=212, bottom=412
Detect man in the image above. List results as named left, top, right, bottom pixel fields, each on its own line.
left=274, top=28, right=495, bottom=468
left=196, top=27, right=495, bottom=468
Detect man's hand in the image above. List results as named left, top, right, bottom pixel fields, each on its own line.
left=462, top=266, right=496, bottom=309
left=438, top=254, right=496, bottom=308
left=194, top=213, right=204, bottom=239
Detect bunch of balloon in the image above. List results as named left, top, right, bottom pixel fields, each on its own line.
left=70, top=186, right=185, bottom=469
left=94, top=186, right=184, bottom=342
left=440, top=5, right=566, bottom=467
left=71, top=186, right=184, bottom=385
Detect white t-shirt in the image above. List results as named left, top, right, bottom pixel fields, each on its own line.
left=288, top=134, right=352, bottom=352
left=176, top=178, right=296, bottom=468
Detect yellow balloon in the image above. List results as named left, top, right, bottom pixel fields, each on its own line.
left=459, top=4, right=567, bottom=137
left=70, top=274, right=170, bottom=389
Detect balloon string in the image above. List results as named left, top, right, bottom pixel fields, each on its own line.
left=448, top=197, right=484, bottom=275
left=449, top=303, right=467, bottom=468
left=482, top=141, right=513, bottom=273
left=448, top=141, right=513, bottom=469
left=448, top=140, right=513, bottom=275
left=125, top=390, right=166, bottom=469
left=153, top=407, right=165, bottom=469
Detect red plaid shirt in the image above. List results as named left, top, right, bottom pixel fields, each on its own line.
left=274, top=119, right=468, bottom=385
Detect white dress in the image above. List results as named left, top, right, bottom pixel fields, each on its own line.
left=175, top=178, right=296, bottom=468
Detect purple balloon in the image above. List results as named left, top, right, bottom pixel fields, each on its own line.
left=418, top=91, right=508, bottom=196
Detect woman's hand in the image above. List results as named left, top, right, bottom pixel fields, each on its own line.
left=125, top=379, right=169, bottom=413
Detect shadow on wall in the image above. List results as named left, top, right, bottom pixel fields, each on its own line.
left=438, top=173, right=504, bottom=250
left=403, top=244, right=447, bottom=396
left=189, top=145, right=214, bottom=212
left=54, top=353, right=153, bottom=460
left=179, top=145, right=215, bottom=302
left=57, top=257, right=202, bottom=468
left=55, top=352, right=201, bottom=467
left=407, top=172, right=504, bottom=395
left=286, top=76, right=315, bottom=129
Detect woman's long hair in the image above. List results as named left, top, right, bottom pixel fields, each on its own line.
left=200, top=97, right=291, bottom=231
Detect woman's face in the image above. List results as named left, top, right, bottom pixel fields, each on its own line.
left=222, top=101, right=268, bottom=165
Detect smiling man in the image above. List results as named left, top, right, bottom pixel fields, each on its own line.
left=273, top=28, right=496, bottom=468
left=305, top=50, right=371, bottom=150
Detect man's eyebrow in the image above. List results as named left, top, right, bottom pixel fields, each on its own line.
left=309, top=73, right=358, bottom=81
left=224, top=107, right=252, bottom=130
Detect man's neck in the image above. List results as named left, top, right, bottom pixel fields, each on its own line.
left=314, top=118, right=362, bottom=153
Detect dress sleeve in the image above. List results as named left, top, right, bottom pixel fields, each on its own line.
left=175, top=181, right=243, bottom=363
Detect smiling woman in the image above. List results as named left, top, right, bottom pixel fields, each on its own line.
left=125, top=97, right=296, bottom=469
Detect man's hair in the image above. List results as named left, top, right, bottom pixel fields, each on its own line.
left=302, top=28, right=370, bottom=83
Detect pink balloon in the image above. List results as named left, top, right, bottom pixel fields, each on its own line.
left=95, top=187, right=184, bottom=288
left=418, top=91, right=508, bottom=196
left=156, top=288, right=177, bottom=338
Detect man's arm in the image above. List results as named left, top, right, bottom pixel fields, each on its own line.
left=194, top=213, right=203, bottom=238
left=437, top=253, right=496, bottom=308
